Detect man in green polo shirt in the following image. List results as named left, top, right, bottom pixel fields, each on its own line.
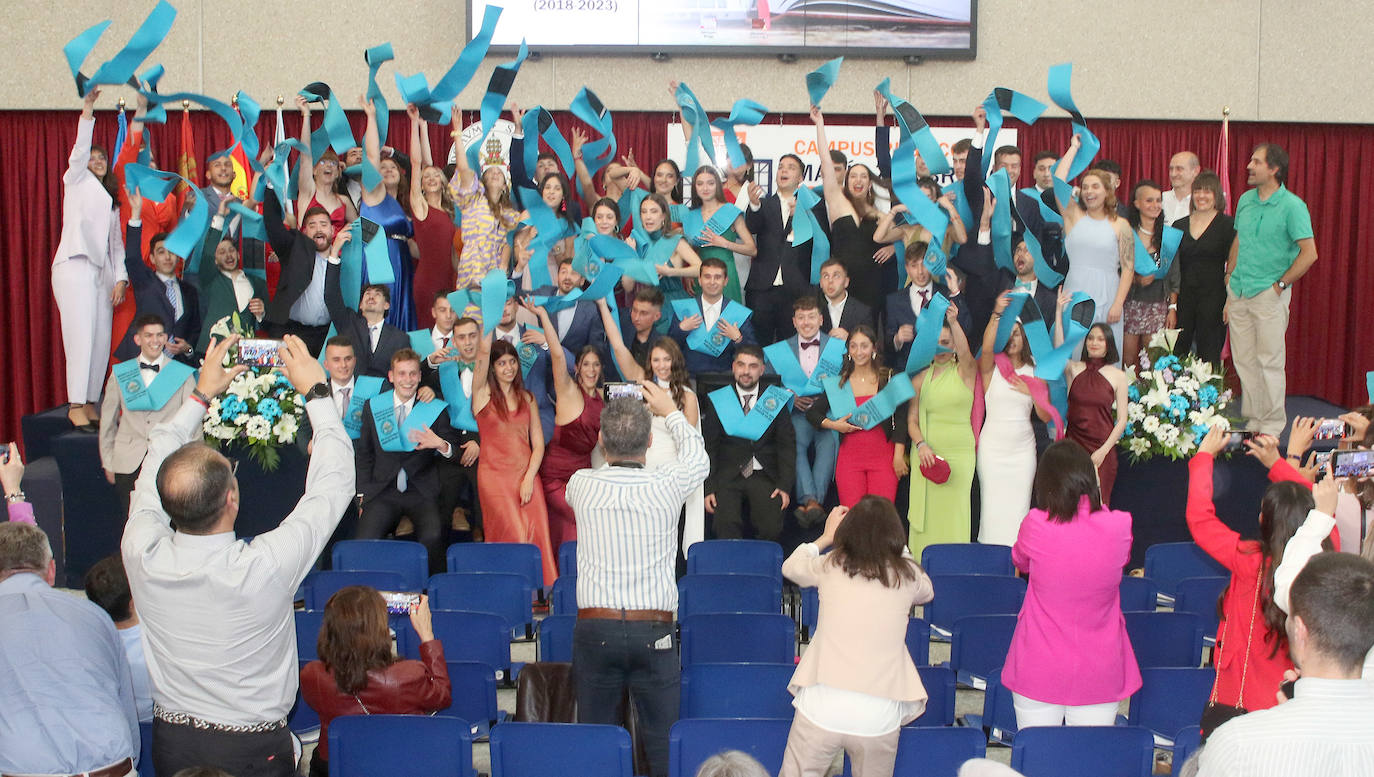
left=1225, top=143, right=1317, bottom=435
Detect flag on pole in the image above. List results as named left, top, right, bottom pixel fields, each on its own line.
left=176, top=105, right=198, bottom=208
left=274, top=99, right=293, bottom=215
left=1217, top=108, right=1232, bottom=215
left=114, top=105, right=128, bottom=159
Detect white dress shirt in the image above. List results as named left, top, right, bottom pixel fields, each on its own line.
left=430, top=326, right=453, bottom=354
left=908, top=283, right=934, bottom=312
left=797, top=334, right=822, bottom=376
left=1196, top=678, right=1374, bottom=777
left=826, top=294, right=848, bottom=331
left=223, top=269, right=255, bottom=312
left=555, top=304, right=576, bottom=340
left=137, top=353, right=168, bottom=388
left=701, top=297, right=723, bottom=333
left=331, top=376, right=356, bottom=419
left=567, top=412, right=709, bottom=611
left=156, top=271, right=183, bottom=320
left=1162, top=189, right=1192, bottom=226
left=289, top=253, right=331, bottom=326
left=493, top=325, right=520, bottom=349
left=735, top=385, right=762, bottom=471
left=121, top=397, right=355, bottom=726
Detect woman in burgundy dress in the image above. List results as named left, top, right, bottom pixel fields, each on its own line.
left=408, top=105, right=459, bottom=329
left=1057, top=291, right=1130, bottom=505
left=527, top=301, right=605, bottom=566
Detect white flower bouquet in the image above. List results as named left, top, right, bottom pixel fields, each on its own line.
left=1119, top=329, right=1235, bottom=462
left=200, top=312, right=304, bottom=470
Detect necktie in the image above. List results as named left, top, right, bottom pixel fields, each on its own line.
left=395, top=404, right=409, bottom=493
left=164, top=279, right=181, bottom=319
left=441, top=335, right=451, bottom=349
left=337, top=386, right=351, bottom=416
left=370, top=325, right=381, bottom=353
left=918, top=289, right=931, bottom=308
left=741, top=394, right=753, bottom=414
left=140, top=362, right=159, bottom=373
left=800, top=340, right=819, bottom=350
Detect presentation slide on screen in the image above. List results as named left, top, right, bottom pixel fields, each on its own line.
left=472, top=0, right=972, bottom=53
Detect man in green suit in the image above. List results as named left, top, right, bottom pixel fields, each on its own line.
left=192, top=196, right=269, bottom=355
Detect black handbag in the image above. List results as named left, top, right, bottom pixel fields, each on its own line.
left=1199, top=574, right=1261, bottom=741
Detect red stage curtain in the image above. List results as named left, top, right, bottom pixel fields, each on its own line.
left=2, top=109, right=1369, bottom=443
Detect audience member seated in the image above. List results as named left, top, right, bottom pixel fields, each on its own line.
left=779, top=496, right=934, bottom=777
left=300, top=587, right=450, bottom=777
left=100, top=314, right=197, bottom=517
left=121, top=335, right=354, bottom=777
left=117, top=190, right=202, bottom=366
left=1, top=522, right=139, bottom=777
left=1196, top=552, right=1374, bottom=775
left=1001, top=441, right=1141, bottom=728
left=1190, top=427, right=1330, bottom=739
left=85, top=553, right=154, bottom=723
left=702, top=346, right=795, bottom=543
left=696, top=750, right=771, bottom=777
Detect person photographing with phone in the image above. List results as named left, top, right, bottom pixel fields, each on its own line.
left=299, top=587, right=450, bottom=777
left=566, top=382, right=710, bottom=777
left=120, top=334, right=356, bottom=777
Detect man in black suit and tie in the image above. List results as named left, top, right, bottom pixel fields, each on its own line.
left=817, top=257, right=874, bottom=342
left=702, top=346, right=796, bottom=542
left=995, top=237, right=1061, bottom=332
left=116, top=192, right=201, bottom=366
left=262, top=193, right=338, bottom=355
left=533, top=258, right=610, bottom=369
left=423, top=317, right=485, bottom=541
left=744, top=154, right=825, bottom=344
left=885, top=242, right=973, bottom=369
left=672, top=257, right=757, bottom=378
left=355, top=349, right=462, bottom=574
left=192, top=196, right=269, bottom=355
left=325, top=257, right=410, bottom=378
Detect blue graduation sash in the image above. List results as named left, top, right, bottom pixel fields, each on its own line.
left=1133, top=225, right=1183, bottom=279
left=436, top=362, right=478, bottom=432
left=570, top=87, right=616, bottom=178
left=790, top=187, right=830, bottom=285
left=671, top=298, right=752, bottom=358
left=446, top=268, right=512, bottom=335
left=408, top=329, right=437, bottom=359
left=708, top=385, right=793, bottom=442
left=674, top=82, right=715, bottom=174
left=763, top=337, right=845, bottom=397
left=1047, top=63, right=1100, bottom=180
left=112, top=359, right=195, bottom=412
left=821, top=375, right=914, bottom=431
left=709, top=99, right=768, bottom=169
left=343, top=376, right=385, bottom=440
left=806, top=57, right=843, bottom=106
left=978, top=86, right=1048, bottom=181
left=632, top=229, right=691, bottom=304
left=1020, top=186, right=1064, bottom=226
left=369, top=393, right=447, bottom=452
left=682, top=204, right=742, bottom=249
left=905, top=292, right=953, bottom=375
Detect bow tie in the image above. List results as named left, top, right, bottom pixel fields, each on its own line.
left=456, top=361, right=475, bottom=371
left=800, top=340, right=820, bottom=350
left=1014, top=280, right=1035, bottom=292
left=140, top=362, right=160, bottom=372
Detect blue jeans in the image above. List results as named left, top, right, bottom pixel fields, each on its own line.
left=792, top=411, right=838, bottom=505
left=573, top=617, right=680, bottom=777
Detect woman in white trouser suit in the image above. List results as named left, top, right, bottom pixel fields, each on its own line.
left=52, top=87, right=127, bottom=429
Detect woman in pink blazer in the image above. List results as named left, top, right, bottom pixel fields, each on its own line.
left=53, top=87, right=128, bottom=431
left=1001, top=439, right=1141, bottom=727
left=780, top=495, right=934, bottom=777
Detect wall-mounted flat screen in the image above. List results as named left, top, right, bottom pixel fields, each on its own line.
left=469, top=0, right=976, bottom=58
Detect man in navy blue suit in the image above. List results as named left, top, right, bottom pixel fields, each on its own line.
left=116, top=193, right=201, bottom=365
left=532, top=257, right=609, bottom=371
left=672, top=257, right=757, bottom=378
left=885, top=242, right=972, bottom=369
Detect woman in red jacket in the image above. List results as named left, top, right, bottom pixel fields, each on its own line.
left=300, top=587, right=451, bottom=777
left=1189, top=427, right=1330, bottom=739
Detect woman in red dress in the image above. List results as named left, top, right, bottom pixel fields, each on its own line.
left=1057, top=296, right=1130, bottom=505
left=407, top=105, right=458, bottom=329
left=527, top=302, right=605, bottom=566
left=473, top=336, right=556, bottom=586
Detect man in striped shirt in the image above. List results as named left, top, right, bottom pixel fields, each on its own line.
left=566, top=383, right=710, bottom=777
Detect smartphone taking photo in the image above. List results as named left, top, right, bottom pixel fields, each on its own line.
left=605, top=382, right=645, bottom=402
left=236, top=338, right=285, bottom=369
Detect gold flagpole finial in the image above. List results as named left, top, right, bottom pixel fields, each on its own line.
left=1222, top=106, right=1231, bottom=117
left=276, top=94, right=285, bottom=107
left=231, top=94, right=239, bottom=108
left=117, top=97, right=126, bottom=109
left=181, top=99, right=190, bottom=110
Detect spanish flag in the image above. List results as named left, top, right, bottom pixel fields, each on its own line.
left=229, top=141, right=251, bottom=200
left=176, top=105, right=198, bottom=208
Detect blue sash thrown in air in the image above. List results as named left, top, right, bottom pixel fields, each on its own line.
left=806, top=58, right=843, bottom=106
left=821, top=375, right=914, bottom=431
left=469, top=41, right=530, bottom=172
left=436, top=362, right=478, bottom=432
left=62, top=1, right=175, bottom=97
left=112, top=359, right=194, bottom=412
left=408, top=329, right=438, bottom=359
left=570, top=86, right=616, bottom=178
left=342, top=375, right=385, bottom=440
left=978, top=87, right=1047, bottom=181
left=763, top=337, right=845, bottom=397
left=447, top=268, right=512, bottom=335
left=393, top=4, right=501, bottom=125
left=1020, top=186, right=1063, bottom=227
left=1133, top=226, right=1183, bottom=279
left=671, top=298, right=752, bottom=358
left=790, top=187, right=830, bottom=285
left=709, top=385, right=793, bottom=442
left=1047, top=63, right=1100, bottom=180
left=709, top=100, right=768, bottom=169
left=369, top=393, right=446, bottom=452
left=674, top=82, right=716, bottom=175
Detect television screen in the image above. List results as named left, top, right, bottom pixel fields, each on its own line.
left=469, top=0, right=975, bottom=58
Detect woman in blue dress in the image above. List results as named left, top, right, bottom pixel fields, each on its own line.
left=359, top=97, right=416, bottom=330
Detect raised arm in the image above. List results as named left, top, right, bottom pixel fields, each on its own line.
left=874, top=90, right=893, bottom=181
left=359, top=97, right=385, bottom=206
left=407, top=105, right=428, bottom=221
left=979, top=292, right=1010, bottom=378
left=596, top=298, right=645, bottom=381
left=528, top=302, right=573, bottom=396
left=946, top=302, right=977, bottom=382
left=873, top=205, right=910, bottom=244
left=811, top=106, right=856, bottom=227
left=471, top=332, right=493, bottom=413
left=450, top=102, right=475, bottom=186
left=294, top=95, right=317, bottom=209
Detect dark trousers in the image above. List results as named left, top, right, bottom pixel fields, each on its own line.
left=746, top=285, right=798, bottom=345
left=356, top=487, right=446, bottom=574
left=574, top=617, right=679, bottom=777
left=1174, top=284, right=1227, bottom=368
left=265, top=320, right=330, bottom=357
left=114, top=468, right=140, bottom=519
left=711, top=471, right=785, bottom=541
left=152, top=718, right=294, bottom=777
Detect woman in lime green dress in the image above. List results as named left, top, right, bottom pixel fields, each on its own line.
left=907, top=303, right=978, bottom=559
left=683, top=166, right=756, bottom=304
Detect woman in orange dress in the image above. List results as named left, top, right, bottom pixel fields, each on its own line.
left=472, top=336, right=556, bottom=585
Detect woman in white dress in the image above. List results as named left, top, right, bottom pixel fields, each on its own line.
left=1052, top=134, right=1134, bottom=363
left=53, top=87, right=128, bottom=431
left=976, top=292, right=1053, bottom=545
left=595, top=299, right=706, bottom=554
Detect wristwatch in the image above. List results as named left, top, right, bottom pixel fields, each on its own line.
left=1276, top=280, right=1289, bottom=291
left=305, top=382, right=331, bottom=401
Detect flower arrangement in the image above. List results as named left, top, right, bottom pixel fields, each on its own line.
left=200, top=312, right=304, bottom=470
left=1119, top=329, right=1235, bottom=461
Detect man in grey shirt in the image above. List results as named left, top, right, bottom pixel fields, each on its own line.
left=122, top=334, right=355, bottom=777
